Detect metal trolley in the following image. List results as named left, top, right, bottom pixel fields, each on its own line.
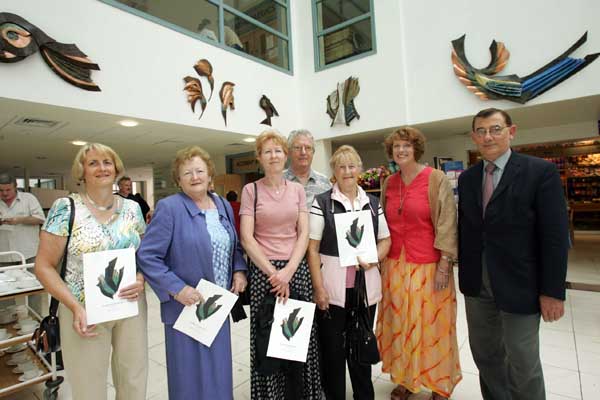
left=0, top=251, right=62, bottom=399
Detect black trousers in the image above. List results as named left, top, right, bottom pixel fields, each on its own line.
left=317, top=288, right=376, bottom=400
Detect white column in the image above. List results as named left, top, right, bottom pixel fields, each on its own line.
left=312, top=139, right=333, bottom=178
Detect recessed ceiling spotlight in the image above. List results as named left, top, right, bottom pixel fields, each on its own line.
left=71, top=140, right=87, bottom=146
left=119, top=119, right=139, bottom=127
left=243, top=137, right=256, bottom=143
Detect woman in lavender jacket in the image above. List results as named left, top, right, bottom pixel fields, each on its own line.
left=137, top=146, right=247, bottom=400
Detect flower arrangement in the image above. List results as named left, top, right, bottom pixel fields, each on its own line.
left=358, top=165, right=391, bottom=190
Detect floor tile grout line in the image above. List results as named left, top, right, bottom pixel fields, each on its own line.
left=569, top=293, right=585, bottom=400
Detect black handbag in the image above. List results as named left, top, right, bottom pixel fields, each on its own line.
left=347, top=268, right=380, bottom=365
left=32, top=197, right=75, bottom=354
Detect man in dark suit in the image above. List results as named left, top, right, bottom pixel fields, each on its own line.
left=116, top=176, right=151, bottom=222
left=458, top=108, right=569, bottom=400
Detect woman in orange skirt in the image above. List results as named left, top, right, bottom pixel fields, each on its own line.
left=376, top=127, right=462, bottom=400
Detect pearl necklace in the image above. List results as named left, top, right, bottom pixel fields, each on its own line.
left=86, top=192, right=114, bottom=211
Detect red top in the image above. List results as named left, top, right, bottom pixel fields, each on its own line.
left=385, top=167, right=440, bottom=263
left=229, top=200, right=241, bottom=235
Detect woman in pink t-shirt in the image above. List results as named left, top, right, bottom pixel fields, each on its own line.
left=240, top=130, right=322, bottom=400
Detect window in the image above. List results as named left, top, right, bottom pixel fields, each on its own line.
left=312, top=0, right=376, bottom=70
left=101, top=0, right=292, bottom=72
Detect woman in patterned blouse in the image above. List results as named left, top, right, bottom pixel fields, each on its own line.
left=35, top=143, right=148, bottom=400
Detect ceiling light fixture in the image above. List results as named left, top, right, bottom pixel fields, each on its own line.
left=243, top=137, right=256, bottom=143
left=71, top=140, right=87, bottom=146
left=119, top=119, right=139, bottom=127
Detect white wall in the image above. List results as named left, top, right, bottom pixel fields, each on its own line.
left=293, top=0, right=409, bottom=140
left=295, top=0, right=600, bottom=140
left=0, top=0, right=300, bottom=137
left=1, top=0, right=598, bottom=147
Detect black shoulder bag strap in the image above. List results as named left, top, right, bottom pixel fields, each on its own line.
left=48, top=196, right=75, bottom=317
left=217, top=194, right=248, bottom=322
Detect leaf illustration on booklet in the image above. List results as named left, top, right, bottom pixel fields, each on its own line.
left=196, top=294, right=223, bottom=322
left=345, top=217, right=364, bottom=248
left=281, top=308, right=304, bottom=341
left=97, top=257, right=124, bottom=299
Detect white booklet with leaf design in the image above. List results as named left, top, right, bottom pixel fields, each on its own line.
left=173, top=279, right=238, bottom=347
left=82, top=247, right=139, bottom=325
left=334, top=209, right=378, bottom=267
left=266, top=298, right=316, bottom=362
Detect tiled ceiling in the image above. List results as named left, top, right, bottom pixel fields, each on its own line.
left=0, top=97, right=256, bottom=176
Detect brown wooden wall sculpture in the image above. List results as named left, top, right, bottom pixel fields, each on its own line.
left=183, top=59, right=214, bottom=119
left=219, top=81, right=235, bottom=126
left=0, top=12, right=100, bottom=91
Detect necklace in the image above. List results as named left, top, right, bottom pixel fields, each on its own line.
left=398, top=182, right=408, bottom=215
left=268, top=179, right=286, bottom=195
left=86, top=192, right=114, bottom=211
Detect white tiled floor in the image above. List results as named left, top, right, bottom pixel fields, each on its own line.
left=7, top=233, right=600, bottom=399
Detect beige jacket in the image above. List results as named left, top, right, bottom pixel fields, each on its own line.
left=381, top=168, right=458, bottom=258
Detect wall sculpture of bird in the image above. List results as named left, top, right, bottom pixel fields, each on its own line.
left=281, top=308, right=304, bottom=341
left=343, top=76, right=360, bottom=126
left=451, top=32, right=599, bottom=103
left=0, top=12, right=101, bottom=91
left=259, top=95, right=279, bottom=126
left=97, top=257, right=124, bottom=299
left=219, top=81, right=235, bottom=126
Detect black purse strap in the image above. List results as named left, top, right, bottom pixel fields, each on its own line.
left=48, top=196, right=75, bottom=317
left=354, top=268, right=371, bottom=318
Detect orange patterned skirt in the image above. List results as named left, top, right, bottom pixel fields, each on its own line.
left=376, top=249, right=462, bottom=397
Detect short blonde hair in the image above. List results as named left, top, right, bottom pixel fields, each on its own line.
left=329, top=145, right=363, bottom=183
left=71, top=143, right=124, bottom=182
left=171, top=146, right=215, bottom=186
left=383, top=127, right=426, bottom=161
left=255, top=129, right=288, bottom=157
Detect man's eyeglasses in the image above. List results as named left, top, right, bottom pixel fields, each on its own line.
left=291, top=145, right=314, bottom=153
left=474, top=125, right=508, bottom=137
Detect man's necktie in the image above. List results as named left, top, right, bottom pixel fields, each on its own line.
left=482, top=162, right=496, bottom=215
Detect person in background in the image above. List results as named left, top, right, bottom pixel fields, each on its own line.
left=240, top=129, right=322, bottom=399
left=34, top=143, right=148, bottom=400
left=458, top=108, right=569, bottom=400
left=284, top=129, right=331, bottom=209
left=0, top=173, right=45, bottom=266
left=137, top=146, right=247, bottom=400
left=116, top=176, right=151, bottom=223
left=377, top=127, right=462, bottom=400
left=226, top=190, right=241, bottom=235
left=308, top=145, right=390, bottom=400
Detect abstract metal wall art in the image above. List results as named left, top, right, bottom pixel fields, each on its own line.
left=183, top=59, right=214, bottom=119
left=343, top=76, right=360, bottom=125
left=0, top=12, right=101, bottom=91
left=259, top=95, right=278, bottom=126
left=451, top=32, right=599, bottom=103
left=326, top=76, right=360, bottom=126
left=219, top=81, right=235, bottom=126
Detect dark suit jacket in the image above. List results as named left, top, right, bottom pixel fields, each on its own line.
left=457, top=151, right=569, bottom=314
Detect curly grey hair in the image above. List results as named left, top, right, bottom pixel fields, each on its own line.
left=287, top=129, right=315, bottom=148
